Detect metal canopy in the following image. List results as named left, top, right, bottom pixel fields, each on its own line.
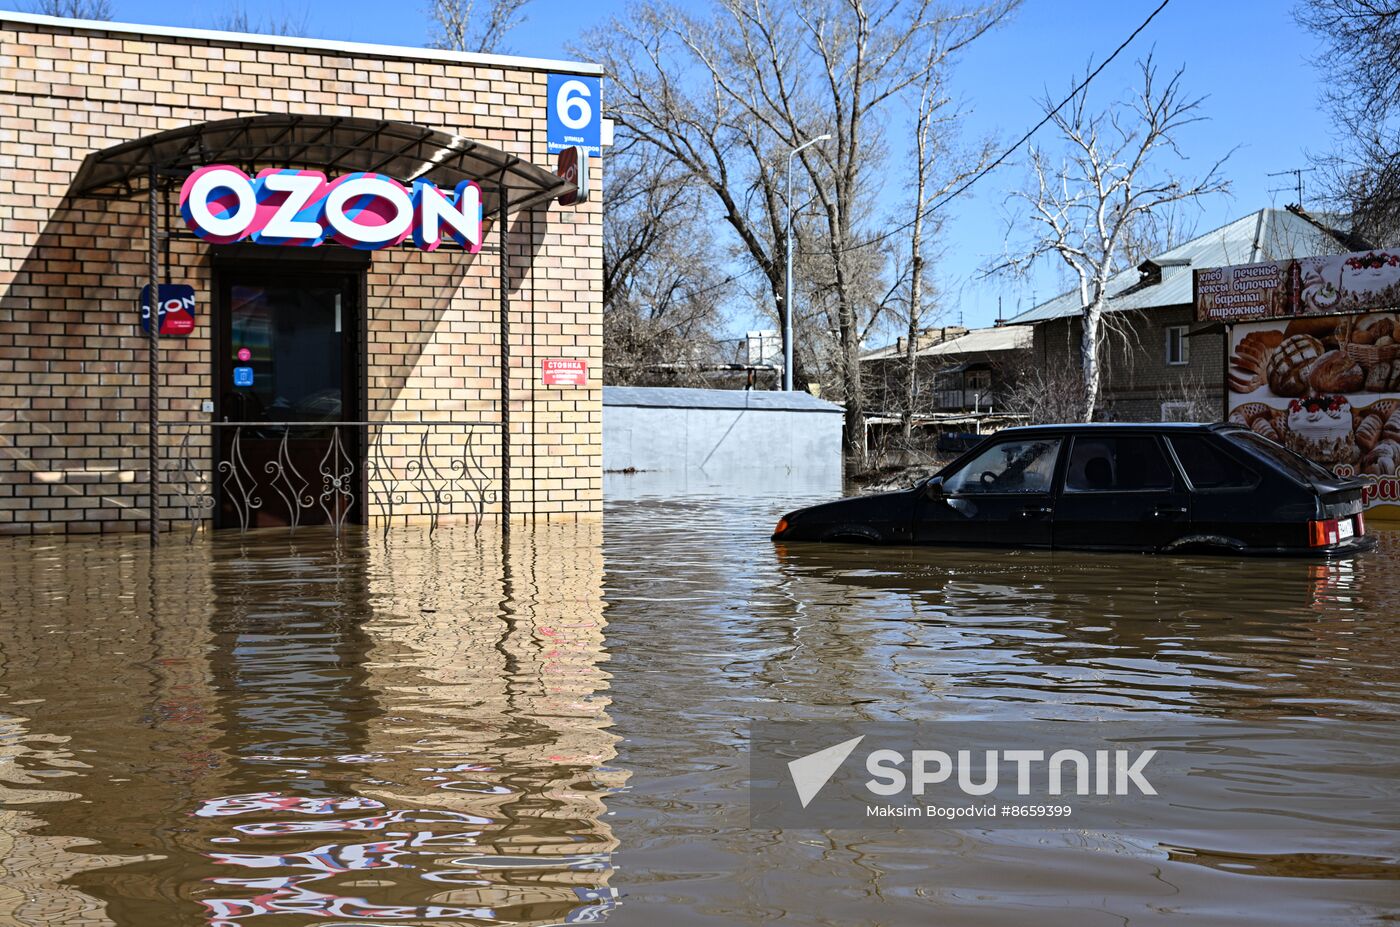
left=70, top=113, right=573, bottom=214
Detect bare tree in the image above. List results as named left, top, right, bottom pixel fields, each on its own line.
left=28, top=0, right=113, bottom=18
left=585, top=0, right=1015, bottom=459
left=428, top=0, right=531, bottom=54
left=214, top=3, right=310, bottom=36
left=900, top=45, right=941, bottom=438
left=604, top=145, right=728, bottom=386
left=892, top=35, right=1001, bottom=437
left=1159, top=367, right=1220, bottom=422
left=998, top=354, right=1083, bottom=424
left=995, top=56, right=1229, bottom=421
left=1294, top=0, right=1400, bottom=246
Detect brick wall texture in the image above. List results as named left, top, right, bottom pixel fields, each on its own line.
left=1031, top=307, right=1226, bottom=422
left=0, top=16, right=603, bottom=534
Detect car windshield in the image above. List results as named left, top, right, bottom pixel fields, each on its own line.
left=1226, top=430, right=1339, bottom=485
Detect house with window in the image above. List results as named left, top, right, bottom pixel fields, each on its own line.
left=1006, top=207, right=1357, bottom=422
left=861, top=323, right=1033, bottom=416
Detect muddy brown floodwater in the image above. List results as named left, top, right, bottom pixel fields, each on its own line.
left=0, top=486, right=1397, bottom=926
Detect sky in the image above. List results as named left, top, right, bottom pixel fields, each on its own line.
left=3, top=0, right=1337, bottom=338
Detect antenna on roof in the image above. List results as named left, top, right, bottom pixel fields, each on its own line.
left=1267, top=167, right=1316, bottom=208
left=997, top=295, right=1002, bottom=324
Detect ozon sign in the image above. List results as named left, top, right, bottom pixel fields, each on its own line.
left=178, top=165, right=483, bottom=252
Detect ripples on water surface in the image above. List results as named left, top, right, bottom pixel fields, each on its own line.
left=0, top=480, right=1396, bottom=925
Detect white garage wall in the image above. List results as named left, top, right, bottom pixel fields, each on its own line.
left=603, top=388, right=844, bottom=477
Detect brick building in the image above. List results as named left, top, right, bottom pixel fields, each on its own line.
left=1008, top=208, right=1353, bottom=422
left=0, top=11, right=603, bottom=535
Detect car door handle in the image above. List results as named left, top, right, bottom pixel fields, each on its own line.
left=1016, top=506, right=1052, bottom=519
left=1151, top=505, right=1187, bottom=519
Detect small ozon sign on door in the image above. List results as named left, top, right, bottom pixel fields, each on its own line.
left=542, top=358, right=588, bottom=386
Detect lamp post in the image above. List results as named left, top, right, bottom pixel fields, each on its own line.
left=783, top=134, right=829, bottom=391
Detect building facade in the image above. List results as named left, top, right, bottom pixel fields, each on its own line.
left=1009, top=208, right=1354, bottom=423
left=0, top=11, right=603, bottom=534
left=861, top=324, right=1032, bottom=416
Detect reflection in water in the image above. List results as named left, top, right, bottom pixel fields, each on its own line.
left=0, top=489, right=1397, bottom=926
left=0, top=523, right=618, bottom=926
left=598, top=494, right=1400, bottom=926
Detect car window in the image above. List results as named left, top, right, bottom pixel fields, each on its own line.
left=1168, top=435, right=1258, bottom=489
left=1064, top=435, right=1175, bottom=492
left=1226, top=430, right=1338, bottom=484
left=943, top=438, right=1062, bottom=494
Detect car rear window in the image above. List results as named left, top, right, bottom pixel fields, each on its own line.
left=1225, top=430, right=1338, bottom=485
left=1168, top=435, right=1258, bottom=489
left=1064, top=435, right=1175, bottom=491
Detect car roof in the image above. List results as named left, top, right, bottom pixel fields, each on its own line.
left=991, top=422, right=1230, bottom=436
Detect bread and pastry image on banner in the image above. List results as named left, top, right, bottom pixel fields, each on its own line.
left=1227, top=311, right=1400, bottom=507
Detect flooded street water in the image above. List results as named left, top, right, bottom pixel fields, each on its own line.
left=0, top=482, right=1397, bottom=925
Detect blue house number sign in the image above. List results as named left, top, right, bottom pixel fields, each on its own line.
left=547, top=74, right=601, bottom=155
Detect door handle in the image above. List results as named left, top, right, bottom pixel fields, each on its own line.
left=1016, top=506, right=1052, bottom=519
left=1151, top=505, right=1187, bottom=519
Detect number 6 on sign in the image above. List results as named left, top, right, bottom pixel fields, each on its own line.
left=547, top=74, right=601, bottom=155
left=556, top=80, right=592, bottom=129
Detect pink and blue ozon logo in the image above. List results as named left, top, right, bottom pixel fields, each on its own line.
left=178, top=165, right=484, bottom=252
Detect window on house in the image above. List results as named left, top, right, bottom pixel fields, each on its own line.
left=965, top=369, right=991, bottom=392
left=1165, top=325, right=1189, bottom=366
left=1160, top=401, right=1194, bottom=422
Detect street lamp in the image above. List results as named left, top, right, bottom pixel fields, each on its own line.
left=783, top=133, right=830, bottom=391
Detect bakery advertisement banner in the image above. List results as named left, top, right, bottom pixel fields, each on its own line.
left=1196, top=249, right=1400, bottom=323
left=1227, top=311, right=1400, bottom=509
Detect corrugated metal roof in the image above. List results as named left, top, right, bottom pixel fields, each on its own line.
left=70, top=115, right=573, bottom=214
left=602, top=386, right=843, bottom=413
left=861, top=327, right=968, bottom=360
left=917, top=325, right=1033, bottom=356
left=1008, top=208, right=1351, bottom=324
left=862, top=324, right=1030, bottom=361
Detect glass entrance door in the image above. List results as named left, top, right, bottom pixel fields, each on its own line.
left=216, top=269, right=361, bottom=529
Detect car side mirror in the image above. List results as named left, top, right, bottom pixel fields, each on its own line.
left=921, top=476, right=945, bottom=499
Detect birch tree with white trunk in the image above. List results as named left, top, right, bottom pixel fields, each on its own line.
left=999, top=55, right=1229, bottom=422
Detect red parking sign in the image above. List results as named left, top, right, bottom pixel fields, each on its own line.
left=542, top=358, right=587, bottom=386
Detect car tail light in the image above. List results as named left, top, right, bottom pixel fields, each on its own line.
left=773, top=517, right=790, bottom=537
left=1356, top=512, right=1366, bottom=536
left=1308, top=518, right=1339, bottom=547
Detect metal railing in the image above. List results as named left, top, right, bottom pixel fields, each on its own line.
left=165, top=420, right=500, bottom=540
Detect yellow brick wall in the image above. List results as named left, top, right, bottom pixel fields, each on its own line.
left=0, top=16, right=603, bottom=534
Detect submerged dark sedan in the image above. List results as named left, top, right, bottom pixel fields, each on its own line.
left=772, top=423, right=1376, bottom=555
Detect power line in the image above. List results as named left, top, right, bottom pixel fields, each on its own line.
left=805, top=0, right=1173, bottom=258
left=679, top=0, right=1173, bottom=300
